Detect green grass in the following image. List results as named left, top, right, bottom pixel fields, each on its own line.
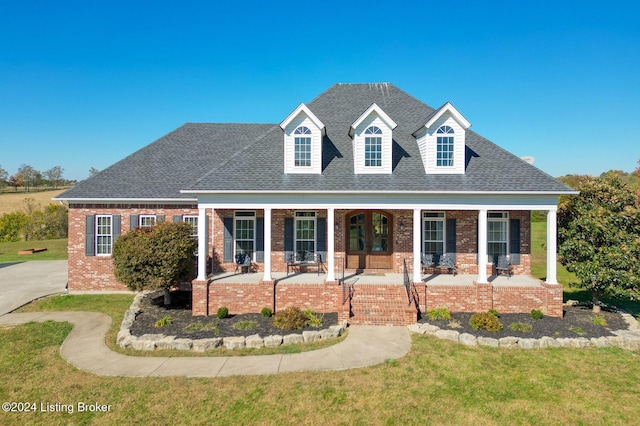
left=0, top=238, right=68, bottom=263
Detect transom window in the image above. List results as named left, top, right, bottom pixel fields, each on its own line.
left=488, top=212, right=508, bottom=263
left=96, top=215, right=113, bottom=255
left=423, top=212, right=445, bottom=257
left=235, top=211, right=256, bottom=259
left=294, top=126, right=311, bottom=167
left=364, top=126, right=382, bottom=167
left=295, top=211, right=316, bottom=254
left=436, top=125, right=454, bottom=167
left=139, top=215, right=156, bottom=228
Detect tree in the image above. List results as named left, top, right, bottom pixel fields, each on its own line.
left=0, top=212, right=28, bottom=242
left=0, top=164, right=7, bottom=190
left=17, top=164, right=39, bottom=192
left=112, top=222, right=197, bottom=305
left=43, top=166, right=64, bottom=189
left=8, top=174, right=23, bottom=192
left=89, top=167, right=100, bottom=178
left=558, top=174, right=640, bottom=311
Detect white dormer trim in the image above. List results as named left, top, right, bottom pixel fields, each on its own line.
left=349, top=103, right=396, bottom=174
left=349, top=103, right=397, bottom=137
left=281, top=103, right=325, bottom=174
left=415, top=102, right=471, bottom=175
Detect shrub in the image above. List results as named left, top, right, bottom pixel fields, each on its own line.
left=530, top=309, right=544, bottom=320
left=261, top=307, right=273, bottom=318
left=426, top=307, right=452, bottom=321
left=154, top=315, right=173, bottom=328
left=509, top=322, right=533, bottom=332
left=217, top=306, right=229, bottom=319
left=592, top=316, right=608, bottom=327
left=183, top=322, right=219, bottom=334
left=233, top=320, right=258, bottom=330
left=469, top=312, right=503, bottom=332
left=272, top=307, right=309, bottom=330
left=303, top=309, right=323, bottom=327
left=448, top=319, right=462, bottom=329
left=488, top=309, right=500, bottom=318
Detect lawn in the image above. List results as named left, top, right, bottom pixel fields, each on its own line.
left=0, top=238, right=68, bottom=263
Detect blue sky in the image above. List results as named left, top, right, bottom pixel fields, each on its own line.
left=1, top=0, right=638, bottom=181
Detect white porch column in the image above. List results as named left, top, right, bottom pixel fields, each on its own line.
left=546, top=209, right=558, bottom=285
left=197, top=207, right=208, bottom=280
left=263, top=207, right=272, bottom=281
left=413, top=208, right=422, bottom=282
left=477, top=209, right=488, bottom=283
left=327, top=208, right=335, bottom=281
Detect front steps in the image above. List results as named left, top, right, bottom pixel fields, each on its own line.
left=349, top=284, right=417, bottom=326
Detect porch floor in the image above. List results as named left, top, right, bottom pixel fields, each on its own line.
left=208, top=271, right=544, bottom=287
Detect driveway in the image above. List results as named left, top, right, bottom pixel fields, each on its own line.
left=0, top=261, right=68, bottom=315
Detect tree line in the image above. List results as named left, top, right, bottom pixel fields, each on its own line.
left=0, top=198, right=68, bottom=242
left=0, top=164, right=74, bottom=192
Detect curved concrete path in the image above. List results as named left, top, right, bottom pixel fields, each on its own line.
left=0, top=261, right=68, bottom=315
left=0, top=311, right=411, bottom=377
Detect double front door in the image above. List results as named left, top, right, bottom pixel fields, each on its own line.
left=346, top=210, right=393, bottom=270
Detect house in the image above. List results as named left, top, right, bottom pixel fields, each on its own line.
left=56, top=83, right=575, bottom=325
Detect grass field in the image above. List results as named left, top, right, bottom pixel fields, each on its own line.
left=0, top=188, right=67, bottom=215
left=0, top=238, right=68, bottom=263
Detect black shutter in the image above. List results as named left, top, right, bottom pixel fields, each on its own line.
left=173, top=215, right=182, bottom=223
left=316, top=217, right=326, bottom=262
left=510, top=218, right=521, bottom=265
left=256, top=217, right=264, bottom=262
left=446, top=218, right=456, bottom=261
left=284, top=218, right=294, bottom=261
left=85, top=215, right=95, bottom=256
left=130, top=215, right=139, bottom=231
left=113, top=215, right=121, bottom=241
left=223, top=217, right=233, bottom=262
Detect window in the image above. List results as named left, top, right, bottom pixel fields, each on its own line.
left=183, top=216, right=198, bottom=237
left=139, top=215, right=156, bottom=228
left=295, top=211, right=316, bottom=254
left=96, top=215, right=113, bottom=255
left=235, top=211, right=255, bottom=259
left=436, top=125, right=454, bottom=167
left=423, top=212, right=445, bottom=257
left=488, top=212, right=508, bottom=263
left=294, top=126, right=312, bottom=167
left=364, top=126, right=382, bottom=167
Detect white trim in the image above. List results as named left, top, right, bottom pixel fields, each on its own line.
left=349, top=103, right=397, bottom=137
left=56, top=198, right=197, bottom=203
left=412, top=209, right=421, bottom=282
left=279, top=103, right=325, bottom=133
left=422, top=211, right=446, bottom=257
left=546, top=210, right=558, bottom=285
left=139, top=214, right=156, bottom=228
left=181, top=189, right=576, bottom=196
left=327, top=208, right=335, bottom=282
left=197, top=208, right=207, bottom=280
left=423, top=102, right=471, bottom=130
left=95, top=214, right=113, bottom=256
left=477, top=209, right=488, bottom=283
left=294, top=211, right=317, bottom=255
left=263, top=208, right=272, bottom=281
left=234, top=211, right=256, bottom=261
left=487, top=211, right=509, bottom=264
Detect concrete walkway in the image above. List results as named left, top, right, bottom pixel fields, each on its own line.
left=0, top=311, right=411, bottom=377
left=0, top=261, right=68, bottom=315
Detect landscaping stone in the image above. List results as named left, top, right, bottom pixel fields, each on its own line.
left=283, top=334, right=304, bottom=345
left=590, top=337, right=609, bottom=347
left=320, top=327, right=341, bottom=339
left=435, top=329, right=459, bottom=342
left=245, top=334, right=264, bottom=348
left=555, top=338, right=572, bottom=347
left=539, top=336, right=560, bottom=348
left=518, top=338, right=540, bottom=349
left=155, top=336, right=176, bottom=350
left=264, top=335, right=283, bottom=347
left=407, top=323, right=427, bottom=334
left=171, top=338, right=193, bottom=350
left=459, top=333, right=477, bottom=346
left=132, top=337, right=157, bottom=351
left=223, top=336, right=245, bottom=349
left=303, top=330, right=321, bottom=342
left=477, top=337, right=499, bottom=347
left=192, top=338, right=222, bottom=352
left=498, top=337, right=519, bottom=348
left=570, top=338, right=591, bottom=348
left=116, top=329, right=131, bottom=345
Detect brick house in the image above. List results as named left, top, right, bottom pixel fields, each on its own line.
left=56, top=83, right=575, bottom=325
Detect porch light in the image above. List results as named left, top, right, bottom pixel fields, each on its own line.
left=399, top=219, right=405, bottom=231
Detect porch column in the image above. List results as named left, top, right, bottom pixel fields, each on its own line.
left=263, top=207, right=272, bottom=281
left=327, top=207, right=335, bottom=281
left=197, top=206, right=208, bottom=281
left=413, top=208, right=421, bottom=282
left=477, top=209, right=488, bottom=283
left=546, top=209, right=558, bottom=284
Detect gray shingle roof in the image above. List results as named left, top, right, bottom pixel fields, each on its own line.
left=58, top=83, right=573, bottom=200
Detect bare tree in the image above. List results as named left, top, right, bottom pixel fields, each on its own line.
left=89, top=167, right=100, bottom=178
left=44, top=166, right=65, bottom=189
left=17, top=164, right=39, bottom=192
left=0, top=164, right=7, bottom=190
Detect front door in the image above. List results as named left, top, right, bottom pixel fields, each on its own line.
left=346, top=211, right=393, bottom=270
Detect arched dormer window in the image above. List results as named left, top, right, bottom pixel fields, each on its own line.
left=436, top=125, right=454, bottom=167
left=294, top=126, right=312, bottom=167
left=364, top=126, right=383, bottom=167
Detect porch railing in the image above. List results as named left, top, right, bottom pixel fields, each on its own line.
left=403, top=258, right=412, bottom=305
left=337, top=256, right=352, bottom=305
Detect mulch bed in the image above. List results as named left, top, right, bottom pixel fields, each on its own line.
left=418, top=305, right=630, bottom=339
left=130, top=291, right=338, bottom=340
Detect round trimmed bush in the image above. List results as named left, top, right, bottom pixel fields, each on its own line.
left=470, top=312, right=504, bottom=332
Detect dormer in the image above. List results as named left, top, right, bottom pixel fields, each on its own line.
left=280, top=103, right=325, bottom=174
left=349, top=103, right=397, bottom=174
left=414, top=102, right=471, bottom=174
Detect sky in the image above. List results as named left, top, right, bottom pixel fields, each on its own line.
left=0, top=0, right=638, bottom=181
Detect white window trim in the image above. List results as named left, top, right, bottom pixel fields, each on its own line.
left=234, top=211, right=256, bottom=260
left=487, top=211, right=509, bottom=264
left=436, top=125, right=455, bottom=167
left=139, top=214, right=156, bottom=228
left=364, top=126, right=383, bottom=168
left=183, top=215, right=198, bottom=237
left=294, top=126, right=312, bottom=168
left=294, top=211, right=317, bottom=254
left=422, top=212, right=446, bottom=256
left=96, top=215, right=113, bottom=256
